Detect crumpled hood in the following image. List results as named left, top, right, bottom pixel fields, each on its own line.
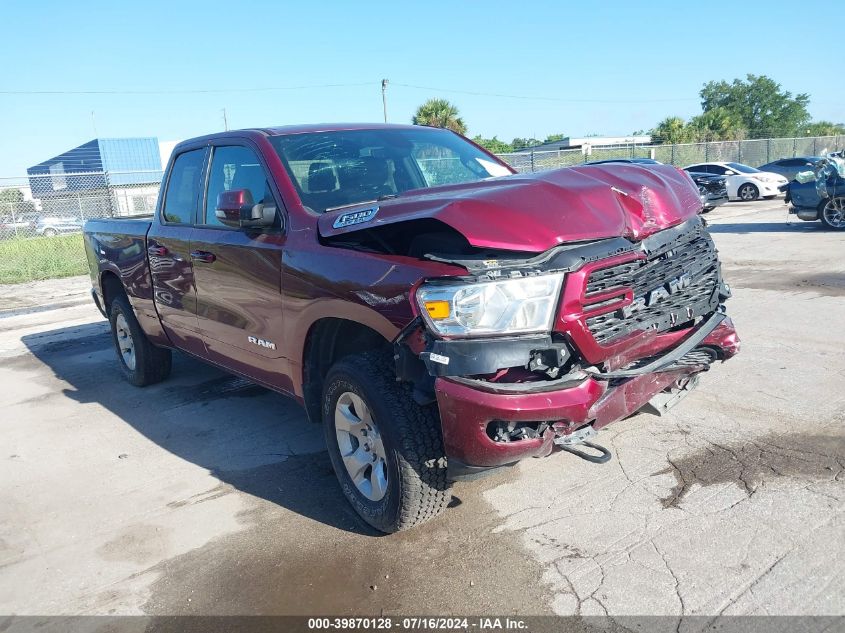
left=317, top=164, right=701, bottom=253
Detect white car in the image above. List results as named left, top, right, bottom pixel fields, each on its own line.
left=684, top=162, right=788, bottom=201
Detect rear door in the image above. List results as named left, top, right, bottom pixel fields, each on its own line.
left=147, top=147, right=206, bottom=353
left=189, top=142, right=290, bottom=390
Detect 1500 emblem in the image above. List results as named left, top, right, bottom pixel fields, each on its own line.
left=620, top=273, right=692, bottom=318
left=248, top=336, right=276, bottom=350
left=332, top=206, right=378, bottom=229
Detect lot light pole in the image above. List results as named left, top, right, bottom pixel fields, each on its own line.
left=381, top=79, right=389, bottom=123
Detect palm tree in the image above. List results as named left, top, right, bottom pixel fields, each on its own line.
left=412, top=99, right=467, bottom=135
left=652, top=116, right=692, bottom=145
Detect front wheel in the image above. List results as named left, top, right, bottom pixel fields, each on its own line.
left=322, top=351, right=451, bottom=533
left=820, top=197, right=845, bottom=230
left=109, top=295, right=172, bottom=386
left=737, top=183, right=759, bottom=201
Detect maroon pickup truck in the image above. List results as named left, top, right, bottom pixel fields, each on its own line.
left=84, top=123, right=739, bottom=532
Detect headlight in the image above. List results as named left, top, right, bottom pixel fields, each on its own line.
left=756, top=175, right=775, bottom=183
left=415, top=273, right=565, bottom=337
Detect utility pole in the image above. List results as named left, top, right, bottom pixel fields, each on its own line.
left=381, top=79, right=389, bottom=123
left=222, top=108, right=229, bottom=131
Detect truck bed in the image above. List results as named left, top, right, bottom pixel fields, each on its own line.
left=84, top=217, right=153, bottom=239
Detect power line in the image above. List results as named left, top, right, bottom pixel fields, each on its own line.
left=391, top=82, right=700, bottom=104
left=0, top=82, right=375, bottom=95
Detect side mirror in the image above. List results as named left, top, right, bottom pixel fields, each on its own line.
left=215, top=189, right=275, bottom=228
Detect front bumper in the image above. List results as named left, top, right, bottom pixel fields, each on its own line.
left=789, top=206, right=820, bottom=222
left=750, top=182, right=784, bottom=198
left=436, top=317, right=739, bottom=472
left=701, top=193, right=729, bottom=210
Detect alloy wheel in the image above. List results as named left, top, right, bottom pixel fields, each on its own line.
left=334, top=391, right=388, bottom=501
left=822, top=197, right=845, bottom=229
left=739, top=184, right=757, bottom=201
left=114, top=313, right=136, bottom=371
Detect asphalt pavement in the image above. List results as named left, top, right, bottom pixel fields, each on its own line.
left=0, top=198, right=842, bottom=623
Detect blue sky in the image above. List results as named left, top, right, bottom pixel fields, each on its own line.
left=1, top=0, right=842, bottom=175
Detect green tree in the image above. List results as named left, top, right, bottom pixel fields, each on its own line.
left=802, top=121, right=845, bottom=136
left=543, top=133, right=566, bottom=143
left=688, top=107, right=746, bottom=141
left=0, top=188, right=25, bottom=204
left=652, top=116, right=693, bottom=144
left=412, top=98, right=467, bottom=135
left=511, top=137, right=541, bottom=151
left=0, top=188, right=36, bottom=221
left=472, top=135, right=513, bottom=154
left=700, top=74, right=810, bottom=138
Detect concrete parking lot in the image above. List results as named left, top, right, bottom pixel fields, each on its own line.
left=1, top=199, right=843, bottom=620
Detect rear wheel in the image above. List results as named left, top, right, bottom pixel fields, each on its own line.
left=322, top=351, right=451, bottom=533
left=109, top=295, right=172, bottom=386
left=738, top=183, right=759, bottom=201
left=42, top=228, right=58, bottom=237
left=820, top=197, right=845, bottom=230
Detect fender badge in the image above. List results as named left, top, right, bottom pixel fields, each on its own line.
left=428, top=353, right=450, bottom=366
left=332, top=206, right=378, bottom=229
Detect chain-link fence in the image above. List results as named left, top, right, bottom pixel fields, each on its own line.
left=0, top=170, right=162, bottom=284
left=495, top=135, right=845, bottom=173
left=0, top=134, right=843, bottom=284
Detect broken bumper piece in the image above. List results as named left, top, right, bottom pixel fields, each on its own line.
left=438, top=317, right=739, bottom=479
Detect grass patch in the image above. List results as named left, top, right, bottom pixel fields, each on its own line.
left=0, top=233, right=89, bottom=284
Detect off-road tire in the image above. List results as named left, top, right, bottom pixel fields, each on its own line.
left=109, top=294, right=172, bottom=387
left=322, top=351, right=451, bottom=533
left=737, top=183, right=759, bottom=201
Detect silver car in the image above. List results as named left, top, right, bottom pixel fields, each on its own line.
left=35, top=215, right=84, bottom=237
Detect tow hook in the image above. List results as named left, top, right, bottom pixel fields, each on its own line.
left=553, top=425, right=612, bottom=464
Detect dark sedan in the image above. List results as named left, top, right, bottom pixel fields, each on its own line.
left=687, top=171, right=729, bottom=213
left=758, top=157, right=820, bottom=181
left=583, top=158, right=662, bottom=166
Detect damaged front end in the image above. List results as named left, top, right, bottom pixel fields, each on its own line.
left=394, top=215, right=740, bottom=481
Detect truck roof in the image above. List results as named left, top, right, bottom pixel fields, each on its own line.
left=175, top=123, right=427, bottom=149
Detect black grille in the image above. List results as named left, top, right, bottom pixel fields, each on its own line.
left=584, top=226, right=720, bottom=344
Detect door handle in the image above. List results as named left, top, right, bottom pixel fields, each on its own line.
left=147, top=245, right=168, bottom=257
left=190, top=250, right=216, bottom=263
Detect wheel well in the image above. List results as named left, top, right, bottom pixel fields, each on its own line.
left=100, top=271, right=125, bottom=313
left=302, top=318, right=391, bottom=424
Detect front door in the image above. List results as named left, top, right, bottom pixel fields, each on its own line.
left=190, top=143, right=290, bottom=390
left=147, top=147, right=206, bottom=353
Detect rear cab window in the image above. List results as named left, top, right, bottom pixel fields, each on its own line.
left=161, top=149, right=206, bottom=224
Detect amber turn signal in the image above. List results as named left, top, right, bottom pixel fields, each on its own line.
left=424, top=300, right=450, bottom=319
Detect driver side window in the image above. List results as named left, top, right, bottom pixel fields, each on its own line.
left=204, top=145, right=274, bottom=227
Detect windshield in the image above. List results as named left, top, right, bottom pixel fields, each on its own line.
left=726, top=162, right=760, bottom=174
left=268, top=127, right=513, bottom=213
